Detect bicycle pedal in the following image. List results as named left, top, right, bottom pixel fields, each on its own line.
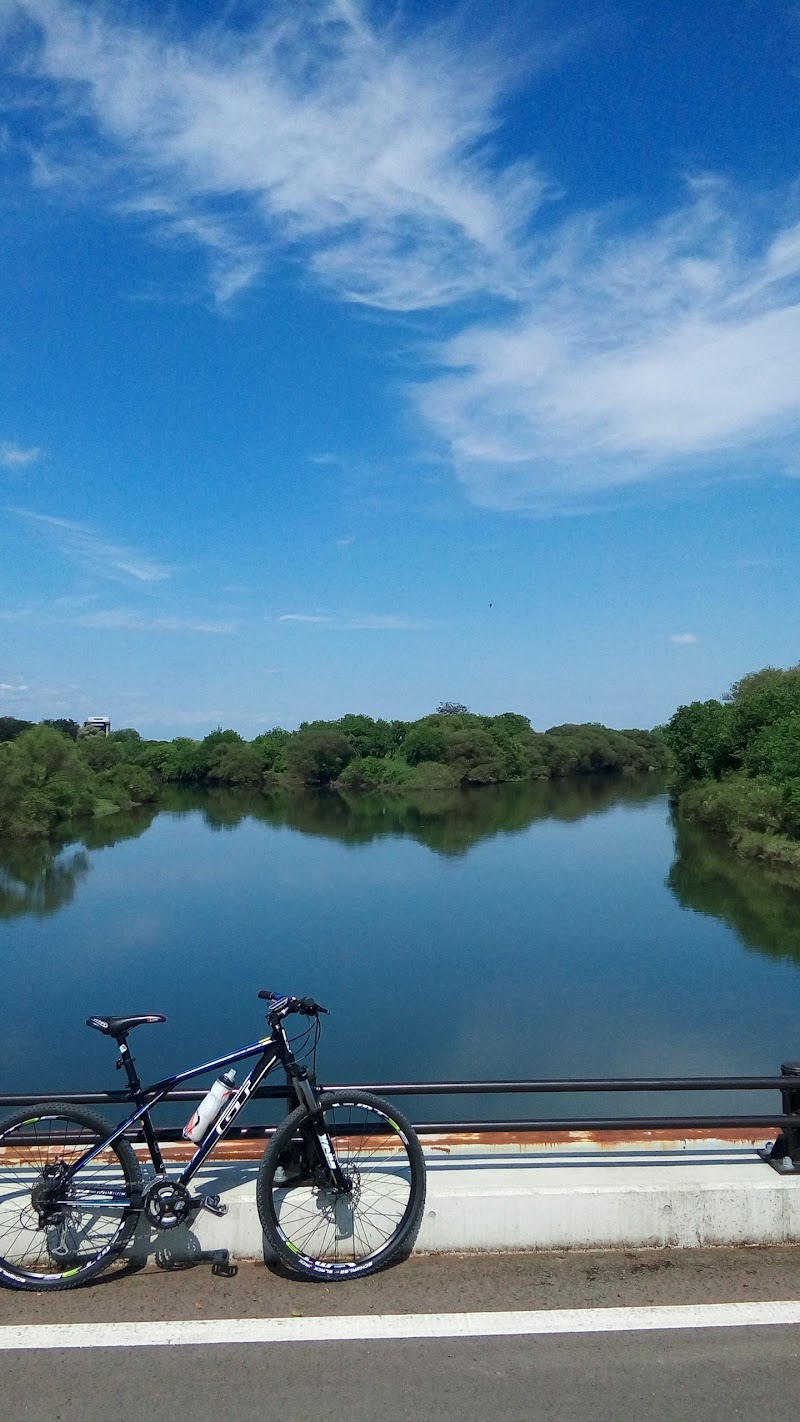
left=201, top=1193, right=227, bottom=1217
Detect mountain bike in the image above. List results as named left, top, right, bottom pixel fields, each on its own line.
left=0, top=991, right=426, bottom=1291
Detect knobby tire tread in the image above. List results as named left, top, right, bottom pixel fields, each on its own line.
left=0, top=1102, right=142, bottom=1292
left=256, top=1089, right=426, bottom=1281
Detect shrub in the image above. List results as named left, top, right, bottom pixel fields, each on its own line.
left=336, top=756, right=410, bottom=792
left=285, top=726, right=354, bottom=785
left=402, top=762, right=460, bottom=791
left=677, top=775, right=784, bottom=839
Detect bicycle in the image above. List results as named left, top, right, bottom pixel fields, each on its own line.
left=0, top=991, right=426, bottom=1291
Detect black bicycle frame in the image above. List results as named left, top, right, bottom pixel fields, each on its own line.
left=72, top=1034, right=283, bottom=1188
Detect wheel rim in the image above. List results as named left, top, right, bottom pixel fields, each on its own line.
left=268, top=1099, right=418, bottom=1274
left=0, top=1114, right=135, bottom=1281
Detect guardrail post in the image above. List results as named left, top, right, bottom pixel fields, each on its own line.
left=769, top=1063, right=800, bottom=1171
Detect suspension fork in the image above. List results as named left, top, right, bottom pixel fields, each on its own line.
left=281, top=1051, right=350, bottom=1192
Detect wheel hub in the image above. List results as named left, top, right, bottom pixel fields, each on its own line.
left=30, top=1161, right=68, bottom=1225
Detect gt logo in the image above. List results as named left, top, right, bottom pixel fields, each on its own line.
left=214, top=1075, right=254, bottom=1135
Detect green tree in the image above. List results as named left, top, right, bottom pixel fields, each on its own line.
left=41, top=718, right=80, bottom=740
left=157, top=738, right=212, bottom=782
left=402, top=724, right=446, bottom=766
left=0, top=726, right=95, bottom=837
left=207, top=742, right=264, bottom=784
left=78, top=735, right=124, bottom=772
left=336, top=756, right=410, bottom=792
left=663, top=700, right=735, bottom=781
left=336, top=715, right=396, bottom=758
left=251, top=728, right=291, bottom=773
left=202, top=727, right=243, bottom=752
left=285, top=726, right=354, bottom=785
left=743, top=716, right=800, bottom=782
left=0, top=717, right=34, bottom=742
left=726, top=666, right=800, bottom=753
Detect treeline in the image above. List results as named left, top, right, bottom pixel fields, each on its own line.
left=0, top=707, right=668, bottom=840
left=664, top=665, right=800, bottom=870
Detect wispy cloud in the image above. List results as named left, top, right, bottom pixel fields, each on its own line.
left=418, top=183, right=800, bottom=511
left=8, top=0, right=545, bottom=311
left=1, top=443, right=40, bottom=467
left=11, top=509, right=172, bottom=583
left=0, top=679, right=29, bottom=695
left=669, top=633, right=699, bottom=645
left=7, top=4, right=800, bottom=510
left=78, top=609, right=235, bottom=634
left=278, top=611, right=427, bottom=631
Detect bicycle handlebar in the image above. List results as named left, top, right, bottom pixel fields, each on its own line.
left=257, top=990, right=328, bottom=1019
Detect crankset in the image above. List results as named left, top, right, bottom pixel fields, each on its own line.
left=143, top=1180, right=195, bottom=1229
left=142, top=1179, right=228, bottom=1229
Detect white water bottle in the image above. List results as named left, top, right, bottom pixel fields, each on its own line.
left=182, top=1070, right=237, bottom=1143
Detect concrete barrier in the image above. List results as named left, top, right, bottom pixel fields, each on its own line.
left=121, top=1131, right=800, bottom=1265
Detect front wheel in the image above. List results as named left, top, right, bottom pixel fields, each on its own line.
left=0, top=1103, right=142, bottom=1291
left=257, top=1091, right=426, bottom=1280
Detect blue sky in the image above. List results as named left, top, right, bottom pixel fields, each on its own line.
left=0, top=0, right=798, bottom=737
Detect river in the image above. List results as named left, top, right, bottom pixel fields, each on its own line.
left=2, top=775, right=800, bottom=1124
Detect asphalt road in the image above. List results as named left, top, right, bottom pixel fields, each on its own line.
left=3, top=1248, right=800, bottom=1421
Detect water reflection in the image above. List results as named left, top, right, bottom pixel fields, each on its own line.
left=0, top=843, right=90, bottom=920
left=159, top=773, right=668, bottom=856
left=0, top=775, right=667, bottom=925
left=0, top=805, right=157, bottom=920
left=3, top=775, right=800, bottom=1109
left=667, top=819, right=800, bottom=965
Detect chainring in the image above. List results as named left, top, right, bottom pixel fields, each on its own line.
left=143, top=1179, right=195, bottom=1230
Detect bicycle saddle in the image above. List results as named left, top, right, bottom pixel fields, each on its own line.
left=86, top=1014, right=166, bottom=1037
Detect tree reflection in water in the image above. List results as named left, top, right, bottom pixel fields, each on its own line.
left=0, top=804, right=157, bottom=920
left=667, top=818, right=800, bottom=965
left=158, top=774, right=668, bottom=857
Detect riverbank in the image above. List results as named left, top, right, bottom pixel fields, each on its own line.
left=664, top=665, right=800, bottom=878
left=0, top=714, right=669, bottom=841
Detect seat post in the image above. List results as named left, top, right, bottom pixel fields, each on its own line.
left=116, top=1035, right=143, bottom=1098
left=115, top=1033, right=165, bottom=1175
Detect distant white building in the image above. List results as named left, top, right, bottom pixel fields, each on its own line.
left=83, top=716, right=112, bottom=736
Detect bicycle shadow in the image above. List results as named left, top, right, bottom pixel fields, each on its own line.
left=124, top=1212, right=239, bottom=1279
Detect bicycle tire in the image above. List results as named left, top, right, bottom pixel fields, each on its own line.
left=257, top=1090, right=426, bottom=1280
left=0, top=1102, right=142, bottom=1291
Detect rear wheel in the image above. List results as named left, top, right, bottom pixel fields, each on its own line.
left=257, top=1090, right=426, bottom=1280
left=0, top=1103, right=142, bottom=1291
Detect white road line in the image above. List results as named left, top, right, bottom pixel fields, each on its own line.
left=2, top=1301, right=800, bottom=1350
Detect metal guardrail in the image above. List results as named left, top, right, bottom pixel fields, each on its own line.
left=3, top=1071, right=800, bottom=1151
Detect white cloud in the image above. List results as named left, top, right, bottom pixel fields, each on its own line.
left=11, top=0, right=544, bottom=311
left=278, top=610, right=426, bottom=630
left=1, top=443, right=40, bottom=467
left=0, top=679, right=29, bottom=694
left=417, top=185, right=800, bottom=510
left=7, top=5, right=800, bottom=510
left=11, top=509, right=172, bottom=582
left=78, top=609, right=234, bottom=634
left=279, top=613, right=331, bottom=624
left=670, top=633, right=699, bottom=645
